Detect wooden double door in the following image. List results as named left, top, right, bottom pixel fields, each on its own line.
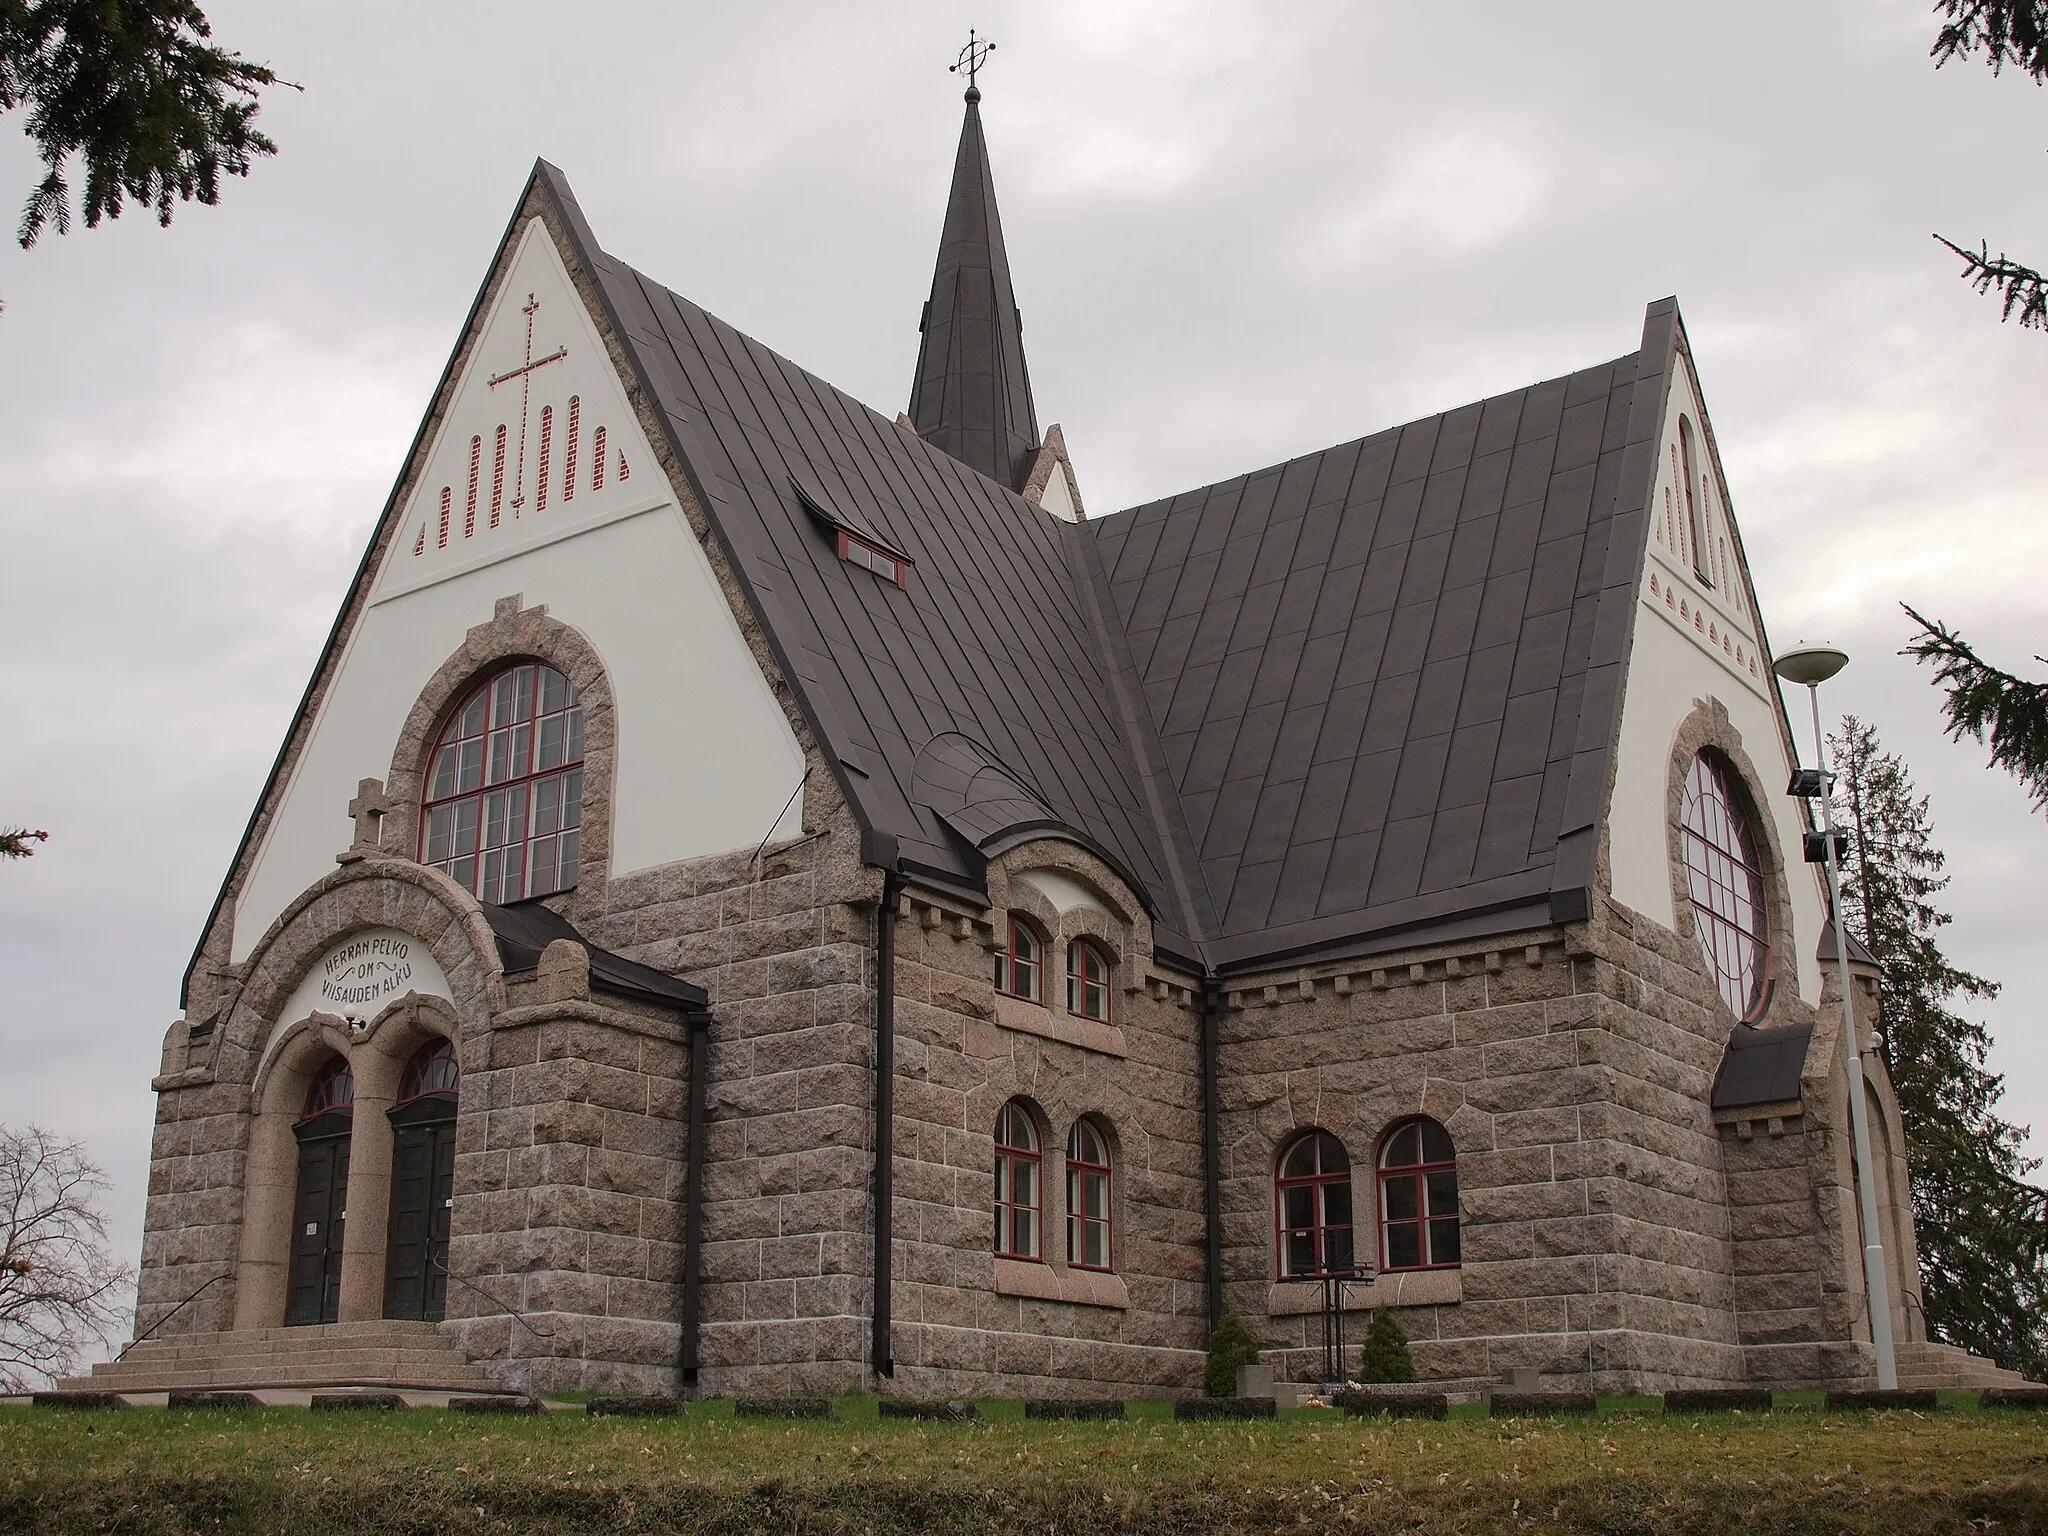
left=381, top=1096, right=457, bottom=1322
left=285, top=1110, right=352, bottom=1326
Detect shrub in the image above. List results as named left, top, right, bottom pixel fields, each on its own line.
left=1203, top=1308, right=1261, bottom=1397
left=1354, top=1309, right=1417, bottom=1384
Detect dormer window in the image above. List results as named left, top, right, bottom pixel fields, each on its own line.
left=837, top=529, right=908, bottom=588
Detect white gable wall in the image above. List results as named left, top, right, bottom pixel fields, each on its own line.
left=1607, top=353, right=1825, bottom=1005
left=231, top=219, right=805, bottom=960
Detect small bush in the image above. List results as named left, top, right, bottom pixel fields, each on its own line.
left=1354, top=1309, right=1417, bottom=1384
left=1203, top=1309, right=1261, bottom=1398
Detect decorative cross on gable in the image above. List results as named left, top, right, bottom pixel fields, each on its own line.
left=488, top=293, right=568, bottom=513
left=347, top=777, right=394, bottom=853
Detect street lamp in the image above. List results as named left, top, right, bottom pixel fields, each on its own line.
left=1772, top=642, right=1898, bottom=1391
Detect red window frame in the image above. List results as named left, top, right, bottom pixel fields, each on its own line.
left=994, top=916, right=1044, bottom=1003
left=301, top=1055, right=354, bottom=1121
left=419, top=663, right=585, bottom=906
left=1681, top=752, right=1771, bottom=1020
left=837, top=529, right=907, bottom=588
left=1066, top=1120, right=1112, bottom=1271
left=1275, top=1131, right=1355, bottom=1278
left=1680, top=416, right=1711, bottom=587
left=398, top=1039, right=460, bottom=1105
left=994, top=1101, right=1042, bottom=1260
left=1377, top=1118, right=1461, bottom=1272
left=1066, top=938, right=1112, bottom=1023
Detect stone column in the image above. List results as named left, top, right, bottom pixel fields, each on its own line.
left=231, top=1107, right=299, bottom=1331
left=337, top=1044, right=400, bottom=1323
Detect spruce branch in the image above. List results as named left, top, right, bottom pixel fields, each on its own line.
left=1934, top=235, right=2048, bottom=330
left=1903, top=605, right=2048, bottom=811
left=1, top=0, right=292, bottom=251
left=1932, top=0, right=2048, bottom=79
left=0, top=827, right=48, bottom=860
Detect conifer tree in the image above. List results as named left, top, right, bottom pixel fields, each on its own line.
left=0, top=827, right=48, bottom=859
left=1352, top=1309, right=1417, bottom=1385
left=1202, top=1308, right=1260, bottom=1398
left=1, top=1, right=283, bottom=252
left=1831, top=716, right=2048, bottom=1379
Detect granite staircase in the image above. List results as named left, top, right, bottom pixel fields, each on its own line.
left=1890, top=1338, right=2032, bottom=1392
left=60, top=1321, right=498, bottom=1395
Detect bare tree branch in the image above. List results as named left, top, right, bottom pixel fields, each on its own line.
left=0, top=1125, right=132, bottom=1391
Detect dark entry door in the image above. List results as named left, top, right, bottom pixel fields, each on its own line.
left=383, top=1098, right=457, bottom=1321
left=286, top=1111, right=352, bottom=1326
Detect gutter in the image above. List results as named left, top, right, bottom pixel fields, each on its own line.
left=678, top=1006, right=712, bottom=1391
left=872, top=869, right=901, bottom=1378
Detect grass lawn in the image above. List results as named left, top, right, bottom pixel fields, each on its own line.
left=2, top=1394, right=2044, bottom=1534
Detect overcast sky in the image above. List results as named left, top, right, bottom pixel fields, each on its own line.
left=3, top=0, right=2046, bottom=1323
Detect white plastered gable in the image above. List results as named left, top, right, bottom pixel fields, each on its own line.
left=1607, top=348, right=1826, bottom=1005
left=230, top=214, right=805, bottom=959
left=373, top=219, right=661, bottom=600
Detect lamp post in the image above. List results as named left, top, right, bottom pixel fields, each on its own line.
left=1772, top=643, right=1897, bottom=1390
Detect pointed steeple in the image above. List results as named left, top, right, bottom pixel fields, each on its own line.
left=908, top=85, right=1040, bottom=490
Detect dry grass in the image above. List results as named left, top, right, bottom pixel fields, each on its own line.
left=2, top=1396, right=2044, bottom=1534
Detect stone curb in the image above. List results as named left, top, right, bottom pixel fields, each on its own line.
left=1664, top=1389, right=1772, bottom=1414
left=310, top=1391, right=407, bottom=1412
left=1175, top=1397, right=1276, bottom=1421
left=1024, top=1399, right=1125, bottom=1420
left=30, top=1392, right=127, bottom=1410
left=450, top=1395, right=541, bottom=1414
left=167, top=1391, right=260, bottom=1410
left=1980, top=1388, right=2048, bottom=1410
left=1338, top=1389, right=1448, bottom=1420
left=734, top=1397, right=833, bottom=1419
left=878, top=1399, right=979, bottom=1422
left=586, top=1395, right=683, bottom=1417
left=1489, top=1392, right=1597, bottom=1417
left=1823, top=1389, right=1939, bottom=1412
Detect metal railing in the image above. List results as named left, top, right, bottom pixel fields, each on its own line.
left=116, top=1270, right=230, bottom=1361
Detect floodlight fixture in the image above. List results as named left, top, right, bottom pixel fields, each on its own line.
left=1773, top=644, right=1849, bottom=687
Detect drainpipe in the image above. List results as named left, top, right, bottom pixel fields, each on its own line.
left=678, top=1008, right=711, bottom=1392
left=1200, top=976, right=1224, bottom=1334
left=872, top=871, right=901, bottom=1378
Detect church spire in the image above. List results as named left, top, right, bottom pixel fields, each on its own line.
left=908, top=53, right=1040, bottom=490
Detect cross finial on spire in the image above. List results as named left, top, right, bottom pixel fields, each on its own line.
left=949, top=29, right=994, bottom=100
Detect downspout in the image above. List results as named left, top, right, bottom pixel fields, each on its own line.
left=872, top=871, right=901, bottom=1378
left=1200, top=976, right=1224, bottom=1333
left=678, top=1007, right=710, bottom=1392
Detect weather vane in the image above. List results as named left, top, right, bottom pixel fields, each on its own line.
left=949, top=29, right=995, bottom=94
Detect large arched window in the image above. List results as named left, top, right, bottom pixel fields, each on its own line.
left=1276, top=1131, right=1354, bottom=1277
left=1066, top=1119, right=1112, bottom=1271
left=994, top=1102, right=1041, bottom=1259
left=1681, top=752, right=1770, bottom=1020
left=420, top=662, right=585, bottom=904
left=993, top=917, right=1044, bottom=1004
left=1066, top=939, right=1111, bottom=1022
left=1378, top=1118, right=1460, bottom=1272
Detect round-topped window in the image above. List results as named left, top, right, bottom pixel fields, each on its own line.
left=420, top=663, right=584, bottom=904
left=1680, top=752, right=1770, bottom=1020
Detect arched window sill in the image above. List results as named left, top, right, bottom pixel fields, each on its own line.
left=1267, top=1267, right=1462, bottom=1316
left=994, top=1256, right=1129, bottom=1310
left=993, top=993, right=1127, bottom=1058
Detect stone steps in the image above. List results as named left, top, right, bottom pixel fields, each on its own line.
left=58, top=1323, right=497, bottom=1395
left=1891, top=1340, right=2031, bottom=1391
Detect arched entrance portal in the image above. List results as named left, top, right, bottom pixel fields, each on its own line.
left=383, top=1039, right=459, bottom=1321
left=286, top=1056, right=354, bottom=1326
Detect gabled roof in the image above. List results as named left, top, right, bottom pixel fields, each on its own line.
left=906, top=89, right=1041, bottom=490
left=1087, top=320, right=1674, bottom=968
left=555, top=141, right=1679, bottom=972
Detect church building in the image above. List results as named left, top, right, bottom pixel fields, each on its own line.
left=87, top=79, right=2027, bottom=1401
